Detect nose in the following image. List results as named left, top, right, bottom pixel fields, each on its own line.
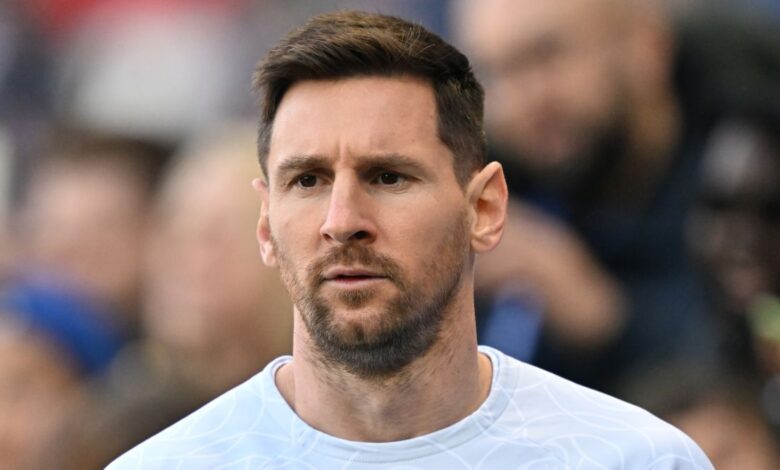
left=319, top=175, right=376, bottom=245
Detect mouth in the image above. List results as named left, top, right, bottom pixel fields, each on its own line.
left=322, top=267, right=388, bottom=285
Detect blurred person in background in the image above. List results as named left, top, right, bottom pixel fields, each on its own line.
left=10, top=131, right=170, bottom=336
left=0, top=281, right=129, bottom=469
left=689, top=116, right=780, bottom=372
left=0, top=315, right=83, bottom=470
left=625, top=363, right=780, bottom=469
left=0, top=131, right=169, bottom=469
left=140, top=122, right=293, bottom=396
left=454, top=0, right=780, bottom=392
left=686, top=107, right=780, bottom=436
left=33, top=123, right=293, bottom=469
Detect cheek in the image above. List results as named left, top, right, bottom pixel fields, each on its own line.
left=383, top=202, right=467, bottom=268
left=488, top=78, right=526, bottom=121
left=269, top=202, right=310, bottom=245
left=559, top=51, right=620, bottom=120
left=268, top=211, right=318, bottom=278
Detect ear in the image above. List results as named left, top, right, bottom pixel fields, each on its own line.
left=253, top=178, right=277, bottom=266
left=466, top=161, right=508, bottom=253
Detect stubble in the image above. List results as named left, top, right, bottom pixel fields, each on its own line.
left=272, top=209, right=470, bottom=379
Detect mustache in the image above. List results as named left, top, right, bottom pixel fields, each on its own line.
left=309, top=245, right=404, bottom=288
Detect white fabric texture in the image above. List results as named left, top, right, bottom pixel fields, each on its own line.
left=108, top=346, right=713, bottom=469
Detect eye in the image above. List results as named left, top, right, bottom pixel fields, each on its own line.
left=296, top=174, right=318, bottom=188
left=376, top=172, right=404, bottom=186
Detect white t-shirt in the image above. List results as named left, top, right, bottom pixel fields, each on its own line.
left=108, top=346, right=712, bottom=469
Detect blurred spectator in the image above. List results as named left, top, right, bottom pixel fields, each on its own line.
left=12, top=131, right=170, bottom=334
left=625, top=364, right=780, bottom=469
left=0, top=281, right=129, bottom=469
left=689, top=118, right=780, bottom=373
left=455, top=0, right=682, bottom=198
left=0, top=316, right=83, bottom=469
left=0, top=130, right=169, bottom=469
left=33, top=123, right=292, bottom=469
left=686, top=106, right=780, bottom=442
left=141, top=121, right=292, bottom=394
left=454, top=0, right=780, bottom=392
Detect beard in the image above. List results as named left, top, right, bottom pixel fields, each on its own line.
left=500, top=82, right=631, bottom=205
left=272, top=210, right=470, bottom=379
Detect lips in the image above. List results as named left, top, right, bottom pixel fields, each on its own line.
left=322, top=267, right=386, bottom=282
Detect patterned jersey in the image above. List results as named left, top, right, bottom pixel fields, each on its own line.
left=108, top=346, right=713, bottom=469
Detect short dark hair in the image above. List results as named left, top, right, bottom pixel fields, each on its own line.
left=18, top=129, right=171, bottom=209
left=252, top=10, right=486, bottom=186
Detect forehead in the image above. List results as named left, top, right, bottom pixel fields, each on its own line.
left=266, top=76, right=452, bottom=175
left=701, top=123, right=780, bottom=197
left=27, top=162, right=147, bottom=219
left=459, top=0, right=609, bottom=62
left=160, top=157, right=258, bottom=229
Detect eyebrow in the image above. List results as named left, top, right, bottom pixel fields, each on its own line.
left=273, top=153, right=433, bottom=180
left=275, top=154, right=330, bottom=179
left=353, top=153, right=431, bottom=176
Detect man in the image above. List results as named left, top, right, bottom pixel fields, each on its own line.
left=690, top=116, right=780, bottom=375
left=109, top=11, right=711, bottom=468
left=455, top=0, right=723, bottom=390
left=17, top=132, right=170, bottom=332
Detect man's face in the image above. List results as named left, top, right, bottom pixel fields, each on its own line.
left=23, top=161, right=149, bottom=311
left=259, top=77, right=472, bottom=378
left=458, top=0, right=630, bottom=187
left=689, top=123, right=780, bottom=313
left=146, top=155, right=291, bottom=356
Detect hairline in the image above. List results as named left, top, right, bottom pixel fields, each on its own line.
left=258, top=74, right=478, bottom=189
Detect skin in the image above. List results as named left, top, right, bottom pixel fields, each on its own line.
left=455, top=0, right=679, bottom=202
left=689, top=121, right=780, bottom=314
left=20, top=160, right=150, bottom=316
left=671, top=399, right=780, bottom=470
left=144, top=133, right=293, bottom=394
left=0, top=318, right=83, bottom=470
left=458, top=0, right=627, bottom=171
left=254, top=76, right=508, bottom=442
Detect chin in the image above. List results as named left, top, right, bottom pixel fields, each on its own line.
left=329, top=307, right=398, bottom=343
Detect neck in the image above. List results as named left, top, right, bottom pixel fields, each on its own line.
left=275, top=286, right=492, bottom=442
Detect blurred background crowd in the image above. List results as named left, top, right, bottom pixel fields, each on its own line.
left=0, top=0, right=779, bottom=468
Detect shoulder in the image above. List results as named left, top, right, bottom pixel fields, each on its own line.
left=483, top=347, right=713, bottom=469
left=107, top=357, right=296, bottom=470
